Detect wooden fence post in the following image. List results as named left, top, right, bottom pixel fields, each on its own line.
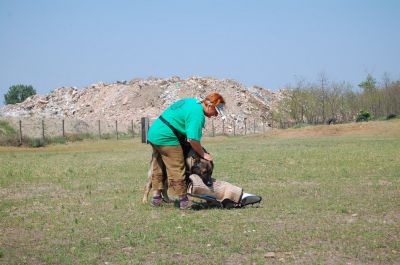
left=115, top=120, right=118, bottom=140
left=141, top=117, right=149, bottom=144
left=212, top=119, right=215, bottom=137
left=62, top=119, right=65, bottom=137
left=233, top=121, right=236, bottom=136
left=98, top=120, right=101, bottom=139
left=42, top=120, right=45, bottom=141
left=19, top=120, right=22, bottom=145
left=244, top=118, right=247, bottom=135
left=131, top=120, right=134, bottom=138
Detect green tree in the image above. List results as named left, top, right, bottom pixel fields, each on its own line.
left=4, top=84, right=36, bottom=104
left=358, top=74, right=377, bottom=93
left=358, top=74, right=379, bottom=116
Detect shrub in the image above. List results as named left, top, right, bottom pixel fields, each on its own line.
left=356, top=111, right=371, bottom=122
left=0, top=120, right=19, bottom=146
left=0, top=120, right=17, bottom=136
left=386, top=113, right=397, bottom=120
left=30, top=138, right=47, bottom=148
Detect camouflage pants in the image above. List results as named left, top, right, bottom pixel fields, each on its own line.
left=150, top=144, right=186, bottom=197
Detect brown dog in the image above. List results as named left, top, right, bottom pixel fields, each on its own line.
left=186, top=153, right=214, bottom=186
left=142, top=156, right=169, bottom=204
left=142, top=149, right=214, bottom=204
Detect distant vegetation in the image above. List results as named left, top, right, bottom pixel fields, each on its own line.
left=273, top=73, right=400, bottom=127
left=0, top=120, right=19, bottom=146
left=4, top=84, right=36, bottom=105
left=0, top=120, right=99, bottom=147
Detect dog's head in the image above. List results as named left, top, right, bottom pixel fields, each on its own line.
left=186, top=151, right=214, bottom=186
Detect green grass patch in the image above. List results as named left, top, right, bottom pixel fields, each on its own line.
left=0, top=120, right=17, bottom=136
left=0, top=120, right=19, bottom=146
left=1, top=122, right=399, bottom=264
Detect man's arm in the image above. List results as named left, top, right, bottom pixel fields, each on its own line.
left=187, top=139, right=213, bottom=161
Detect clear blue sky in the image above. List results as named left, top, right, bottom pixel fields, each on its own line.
left=1, top=0, right=399, bottom=105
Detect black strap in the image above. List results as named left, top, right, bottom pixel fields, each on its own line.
left=159, top=116, right=188, bottom=154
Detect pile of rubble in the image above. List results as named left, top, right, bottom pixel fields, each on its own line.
left=0, top=76, right=285, bottom=135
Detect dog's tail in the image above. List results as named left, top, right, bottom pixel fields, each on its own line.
left=148, top=155, right=154, bottom=178
left=142, top=155, right=155, bottom=204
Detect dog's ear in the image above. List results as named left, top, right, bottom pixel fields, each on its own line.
left=193, top=155, right=201, bottom=164
left=209, top=160, right=214, bottom=171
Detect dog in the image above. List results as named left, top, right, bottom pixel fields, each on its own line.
left=142, top=156, right=169, bottom=204
left=142, top=148, right=214, bottom=204
left=186, top=149, right=214, bottom=187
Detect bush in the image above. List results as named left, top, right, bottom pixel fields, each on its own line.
left=30, top=138, right=46, bottom=148
left=0, top=120, right=19, bottom=146
left=356, top=111, right=371, bottom=122
left=386, top=113, right=397, bottom=120
left=0, top=120, right=17, bottom=136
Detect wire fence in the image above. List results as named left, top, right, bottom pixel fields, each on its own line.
left=2, top=116, right=275, bottom=145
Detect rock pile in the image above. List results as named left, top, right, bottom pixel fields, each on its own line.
left=0, top=76, right=285, bottom=136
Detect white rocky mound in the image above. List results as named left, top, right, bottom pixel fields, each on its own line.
left=0, top=76, right=284, bottom=136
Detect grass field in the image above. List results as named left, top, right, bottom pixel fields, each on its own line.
left=1, top=120, right=399, bottom=264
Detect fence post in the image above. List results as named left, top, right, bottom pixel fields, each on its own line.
left=115, top=120, right=118, bottom=140
left=19, top=120, right=22, bottom=145
left=62, top=119, right=65, bottom=137
left=141, top=117, right=149, bottom=144
left=41, top=120, right=45, bottom=141
left=98, top=120, right=101, bottom=139
left=244, top=118, right=247, bottom=135
left=131, top=120, right=134, bottom=138
left=222, top=119, right=225, bottom=135
left=233, top=121, right=236, bottom=136
left=212, top=119, right=215, bottom=137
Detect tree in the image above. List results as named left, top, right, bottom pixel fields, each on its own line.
left=358, top=74, right=378, bottom=116
left=317, top=72, right=328, bottom=123
left=358, top=74, right=377, bottom=93
left=4, top=84, right=36, bottom=105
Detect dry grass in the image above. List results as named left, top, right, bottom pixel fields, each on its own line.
left=1, top=120, right=399, bottom=264
left=266, top=119, right=400, bottom=138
